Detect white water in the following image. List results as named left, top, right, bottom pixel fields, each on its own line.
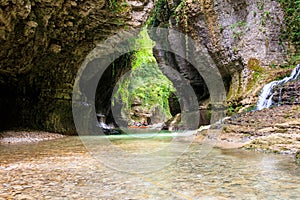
left=256, top=64, right=300, bottom=110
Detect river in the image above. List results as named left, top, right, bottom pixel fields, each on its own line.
left=0, top=134, right=299, bottom=199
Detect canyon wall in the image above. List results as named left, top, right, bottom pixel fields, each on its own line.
left=150, top=0, right=291, bottom=112
left=0, top=0, right=297, bottom=133
left=0, top=0, right=153, bottom=133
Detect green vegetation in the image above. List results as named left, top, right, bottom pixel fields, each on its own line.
left=148, top=0, right=170, bottom=26
left=278, top=0, right=300, bottom=52
left=219, top=25, right=225, bottom=33
left=247, top=58, right=265, bottom=72
left=253, top=71, right=261, bottom=82
left=149, top=0, right=189, bottom=28
left=229, top=21, right=250, bottom=39
left=174, top=0, right=187, bottom=26
left=245, top=105, right=256, bottom=112
left=113, top=28, right=176, bottom=121
left=254, top=1, right=275, bottom=32
left=290, top=54, right=300, bottom=65
left=226, top=104, right=244, bottom=116
left=256, top=0, right=265, bottom=11
left=269, top=62, right=277, bottom=69
left=229, top=21, right=249, bottom=29
left=106, top=0, right=130, bottom=12
left=260, top=10, right=272, bottom=26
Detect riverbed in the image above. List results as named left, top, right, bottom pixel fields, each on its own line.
left=0, top=135, right=299, bottom=199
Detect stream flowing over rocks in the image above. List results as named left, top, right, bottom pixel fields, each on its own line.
left=195, top=66, right=300, bottom=156
left=0, top=0, right=300, bottom=198
left=1, top=136, right=300, bottom=199
left=273, top=77, right=300, bottom=106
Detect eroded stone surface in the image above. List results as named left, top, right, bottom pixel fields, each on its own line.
left=201, top=105, right=300, bottom=154
left=150, top=0, right=289, bottom=108
left=0, top=0, right=153, bottom=133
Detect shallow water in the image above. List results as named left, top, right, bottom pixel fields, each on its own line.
left=0, top=134, right=299, bottom=199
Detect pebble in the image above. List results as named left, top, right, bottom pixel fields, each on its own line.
left=0, top=137, right=299, bottom=199
left=0, top=131, right=64, bottom=144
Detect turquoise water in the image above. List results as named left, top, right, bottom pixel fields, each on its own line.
left=0, top=135, right=299, bottom=199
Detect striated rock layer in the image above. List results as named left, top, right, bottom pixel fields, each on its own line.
left=221, top=105, right=299, bottom=154
left=273, top=79, right=300, bottom=106
left=0, top=0, right=153, bottom=133
left=150, top=0, right=290, bottom=112
left=0, top=0, right=297, bottom=133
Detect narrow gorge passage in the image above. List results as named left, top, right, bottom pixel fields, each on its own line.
left=1, top=0, right=300, bottom=199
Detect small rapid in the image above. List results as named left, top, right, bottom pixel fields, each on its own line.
left=256, top=64, right=300, bottom=110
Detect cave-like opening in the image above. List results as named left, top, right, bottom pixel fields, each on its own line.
left=94, top=28, right=212, bottom=132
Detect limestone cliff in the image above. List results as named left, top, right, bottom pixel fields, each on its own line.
left=150, top=0, right=293, bottom=112
left=0, top=0, right=298, bottom=133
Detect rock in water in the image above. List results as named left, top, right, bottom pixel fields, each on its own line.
left=102, top=128, right=123, bottom=135
left=296, top=151, right=300, bottom=165
left=162, top=113, right=181, bottom=131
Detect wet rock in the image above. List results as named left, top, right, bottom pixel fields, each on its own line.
left=273, top=79, right=300, bottom=106
left=102, top=128, right=123, bottom=135
left=215, top=105, right=300, bottom=154
left=296, top=151, right=300, bottom=165
left=162, top=113, right=181, bottom=131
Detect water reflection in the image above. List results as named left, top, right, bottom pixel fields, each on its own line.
left=0, top=136, right=299, bottom=199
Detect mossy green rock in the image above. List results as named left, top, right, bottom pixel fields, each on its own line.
left=296, top=151, right=300, bottom=165
left=0, top=0, right=153, bottom=134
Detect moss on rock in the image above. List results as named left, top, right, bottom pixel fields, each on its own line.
left=296, top=151, right=300, bottom=164
left=0, top=0, right=153, bottom=134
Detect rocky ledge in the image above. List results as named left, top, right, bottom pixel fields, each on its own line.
left=196, top=105, right=300, bottom=155
left=0, top=131, right=65, bottom=144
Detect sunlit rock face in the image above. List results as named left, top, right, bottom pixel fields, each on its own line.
left=150, top=0, right=289, bottom=110
left=0, top=0, right=153, bottom=133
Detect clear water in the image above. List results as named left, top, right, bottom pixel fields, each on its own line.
left=0, top=135, right=299, bottom=199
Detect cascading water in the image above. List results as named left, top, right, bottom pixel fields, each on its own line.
left=256, top=64, right=300, bottom=110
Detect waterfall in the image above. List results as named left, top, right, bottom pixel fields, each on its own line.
left=256, top=64, right=300, bottom=110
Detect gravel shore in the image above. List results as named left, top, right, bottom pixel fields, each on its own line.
left=0, top=131, right=65, bottom=144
